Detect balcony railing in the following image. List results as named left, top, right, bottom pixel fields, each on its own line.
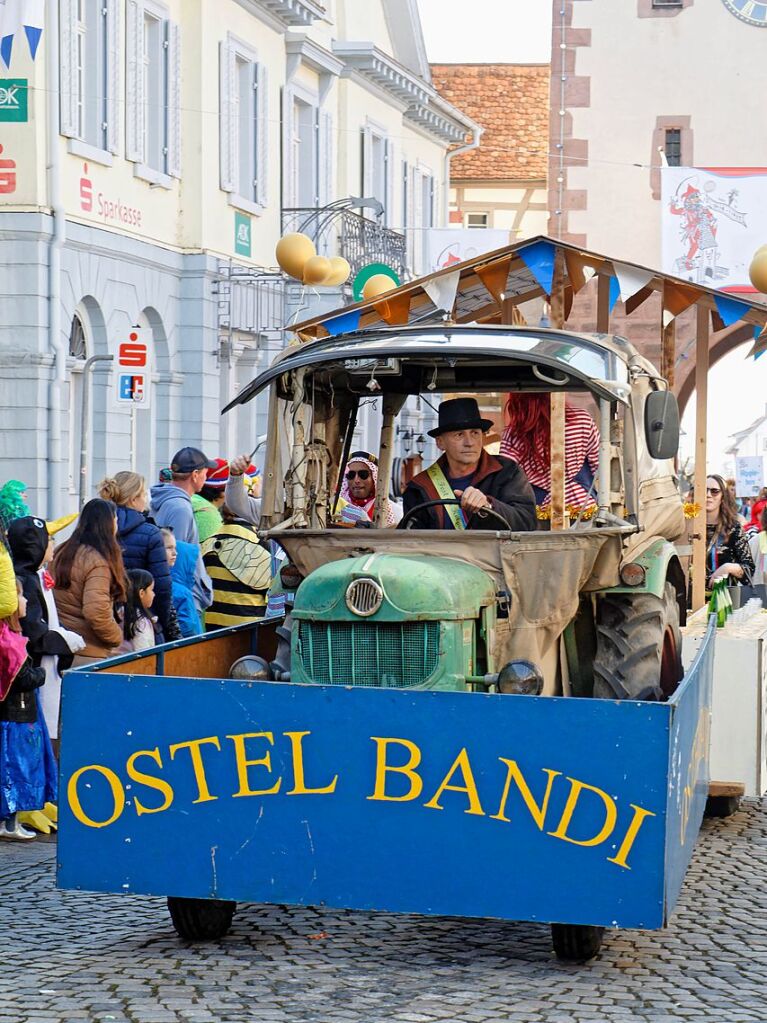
left=282, top=203, right=408, bottom=281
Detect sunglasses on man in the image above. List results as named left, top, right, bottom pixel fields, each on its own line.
left=346, top=469, right=371, bottom=481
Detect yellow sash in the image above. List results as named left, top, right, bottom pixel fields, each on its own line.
left=426, top=463, right=466, bottom=530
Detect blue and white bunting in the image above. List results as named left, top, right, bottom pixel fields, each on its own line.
left=0, top=0, right=44, bottom=68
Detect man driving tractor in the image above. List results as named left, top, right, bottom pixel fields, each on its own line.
left=402, top=397, right=537, bottom=530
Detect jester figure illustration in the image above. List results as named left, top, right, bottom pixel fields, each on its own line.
left=668, top=176, right=747, bottom=285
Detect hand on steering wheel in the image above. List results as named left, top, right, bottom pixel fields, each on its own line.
left=397, top=498, right=510, bottom=531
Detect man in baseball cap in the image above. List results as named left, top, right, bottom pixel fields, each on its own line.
left=150, top=447, right=217, bottom=614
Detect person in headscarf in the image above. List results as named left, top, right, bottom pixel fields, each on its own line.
left=337, top=451, right=397, bottom=526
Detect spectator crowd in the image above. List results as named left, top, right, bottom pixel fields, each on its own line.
left=0, top=447, right=268, bottom=842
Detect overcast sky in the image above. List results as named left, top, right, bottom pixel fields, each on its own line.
left=417, top=0, right=552, bottom=63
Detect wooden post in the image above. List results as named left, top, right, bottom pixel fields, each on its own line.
left=549, top=250, right=567, bottom=530
left=662, top=319, right=676, bottom=388
left=596, top=274, right=610, bottom=334
left=692, top=304, right=709, bottom=610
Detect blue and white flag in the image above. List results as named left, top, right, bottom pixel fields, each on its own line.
left=0, top=0, right=44, bottom=68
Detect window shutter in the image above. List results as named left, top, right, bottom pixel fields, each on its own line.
left=167, top=21, right=181, bottom=177
left=59, top=0, right=78, bottom=137
left=361, top=126, right=373, bottom=195
left=219, top=39, right=236, bottom=192
left=105, top=0, right=120, bottom=154
left=255, top=62, right=268, bottom=207
left=281, top=85, right=294, bottom=207
left=319, top=110, right=333, bottom=206
left=384, top=139, right=395, bottom=227
left=125, top=0, right=145, bottom=163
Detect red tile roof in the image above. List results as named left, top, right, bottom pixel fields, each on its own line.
left=430, top=63, right=550, bottom=181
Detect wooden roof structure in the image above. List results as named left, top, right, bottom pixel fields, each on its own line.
left=291, top=235, right=767, bottom=610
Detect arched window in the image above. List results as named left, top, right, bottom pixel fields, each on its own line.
left=67, top=313, right=89, bottom=498
left=68, top=314, right=87, bottom=360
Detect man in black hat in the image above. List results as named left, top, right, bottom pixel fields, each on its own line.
left=402, top=398, right=537, bottom=530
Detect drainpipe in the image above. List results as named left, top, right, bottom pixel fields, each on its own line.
left=444, top=124, right=484, bottom=225
left=79, top=355, right=114, bottom=509
left=47, top=0, right=66, bottom=517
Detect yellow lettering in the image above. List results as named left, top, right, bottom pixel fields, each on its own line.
left=126, top=747, right=174, bottom=816
left=367, top=737, right=423, bottom=802
left=548, top=776, right=617, bottom=847
left=67, top=764, right=125, bottom=829
left=491, top=759, right=561, bottom=829
left=226, top=732, right=281, bottom=797
left=424, top=748, right=484, bottom=816
left=169, top=735, right=221, bottom=803
left=607, top=804, right=656, bottom=869
left=284, top=731, right=337, bottom=795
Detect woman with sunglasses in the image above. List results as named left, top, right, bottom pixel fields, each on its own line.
left=705, top=473, right=754, bottom=588
left=338, top=452, right=398, bottom=526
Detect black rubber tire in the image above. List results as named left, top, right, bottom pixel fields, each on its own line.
left=167, top=896, right=236, bottom=941
left=551, top=923, right=604, bottom=962
left=704, top=795, right=740, bottom=818
left=593, top=582, right=683, bottom=701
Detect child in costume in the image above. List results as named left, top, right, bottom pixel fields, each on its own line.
left=7, top=516, right=85, bottom=751
left=120, top=569, right=158, bottom=653
left=0, top=580, right=57, bottom=840
left=162, top=529, right=202, bottom=637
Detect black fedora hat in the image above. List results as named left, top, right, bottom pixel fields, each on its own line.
left=427, top=397, right=494, bottom=438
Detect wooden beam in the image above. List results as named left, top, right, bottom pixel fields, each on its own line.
left=662, top=318, right=676, bottom=388
left=549, top=249, right=567, bottom=531
left=596, top=273, right=610, bottom=333
left=692, top=303, right=709, bottom=611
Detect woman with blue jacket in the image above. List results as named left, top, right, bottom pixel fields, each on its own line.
left=98, top=472, right=181, bottom=642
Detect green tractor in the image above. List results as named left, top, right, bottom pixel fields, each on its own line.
left=224, top=323, right=688, bottom=959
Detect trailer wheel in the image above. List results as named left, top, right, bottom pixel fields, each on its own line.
left=167, top=896, right=236, bottom=941
left=593, top=583, right=682, bottom=702
left=551, top=923, right=604, bottom=962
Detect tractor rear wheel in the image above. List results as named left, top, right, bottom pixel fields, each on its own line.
left=551, top=923, right=604, bottom=962
left=593, top=582, right=682, bottom=702
left=167, top=896, right=236, bottom=941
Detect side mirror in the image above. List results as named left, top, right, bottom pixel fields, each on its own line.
left=644, top=390, right=680, bottom=460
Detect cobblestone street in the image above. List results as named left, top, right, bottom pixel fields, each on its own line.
left=0, top=800, right=764, bottom=1022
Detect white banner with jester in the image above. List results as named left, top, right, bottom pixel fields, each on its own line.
left=661, top=167, right=767, bottom=292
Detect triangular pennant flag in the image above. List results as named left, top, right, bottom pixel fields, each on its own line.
left=563, top=250, right=603, bottom=294
left=0, top=0, right=20, bottom=68
left=714, top=293, right=750, bottom=329
left=710, top=307, right=726, bottom=334
left=323, top=309, right=361, bottom=336
left=518, top=239, right=557, bottom=296
left=424, top=270, right=460, bottom=313
left=374, top=291, right=412, bottom=326
left=664, top=281, right=701, bottom=319
left=564, top=284, right=574, bottom=321
left=23, top=0, right=43, bottom=59
left=750, top=324, right=767, bottom=360
left=475, top=255, right=512, bottom=305
left=608, top=275, right=621, bottom=314
left=625, top=285, right=654, bottom=316
left=613, top=261, right=654, bottom=303
left=662, top=309, right=675, bottom=329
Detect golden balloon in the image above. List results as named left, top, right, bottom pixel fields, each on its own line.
left=322, top=256, right=352, bottom=287
left=749, top=251, right=767, bottom=294
left=362, top=273, right=397, bottom=301
left=275, top=233, right=316, bottom=280
left=303, top=255, right=332, bottom=285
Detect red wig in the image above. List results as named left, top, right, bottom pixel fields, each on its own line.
left=504, top=394, right=552, bottom=474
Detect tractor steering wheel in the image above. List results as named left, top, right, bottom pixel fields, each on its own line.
left=397, top=498, right=510, bottom=531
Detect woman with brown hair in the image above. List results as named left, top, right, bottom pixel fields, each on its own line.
left=52, top=498, right=127, bottom=666
left=706, top=473, right=754, bottom=587
left=98, top=471, right=179, bottom=641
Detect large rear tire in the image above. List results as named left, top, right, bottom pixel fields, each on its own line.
left=551, top=923, right=604, bottom=962
left=167, top=896, right=236, bottom=941
left=593, top=582, right=682, bottom=701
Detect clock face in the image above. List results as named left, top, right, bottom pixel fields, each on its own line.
left=721, top=0, right=767, bottom=26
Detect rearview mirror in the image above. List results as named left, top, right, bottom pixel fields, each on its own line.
left=644, top=390, right=680, bottom=460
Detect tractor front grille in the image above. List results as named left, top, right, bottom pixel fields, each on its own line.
left=297, top=620, right=440, bottom=688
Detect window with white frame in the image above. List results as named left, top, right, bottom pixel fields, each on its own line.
left=220, top=35, right=268, bottom=210
left=282, top=83, right=333, bottom=212
left=410, top=165, right=435, bottom=274
left=126, top=0, right=181, bottom=182
left=60, top=0, right=119, bottom=155
left=466, top=212, right=489, bottom=229
left=362, top=123, right=393, bottom=224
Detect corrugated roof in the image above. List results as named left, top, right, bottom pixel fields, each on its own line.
left=430, top=63, right=550, bottom=180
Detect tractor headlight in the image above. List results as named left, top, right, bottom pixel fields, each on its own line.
left=497, top=659, right=544, bottom=696
left=619, top=562, right=646, bottom=587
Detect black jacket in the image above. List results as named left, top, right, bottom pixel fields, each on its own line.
left=403, top=451, right=537, bottom=531
left=7, top=517, right=73, bottom=671
left=0, top=658, right=45, bottom=723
